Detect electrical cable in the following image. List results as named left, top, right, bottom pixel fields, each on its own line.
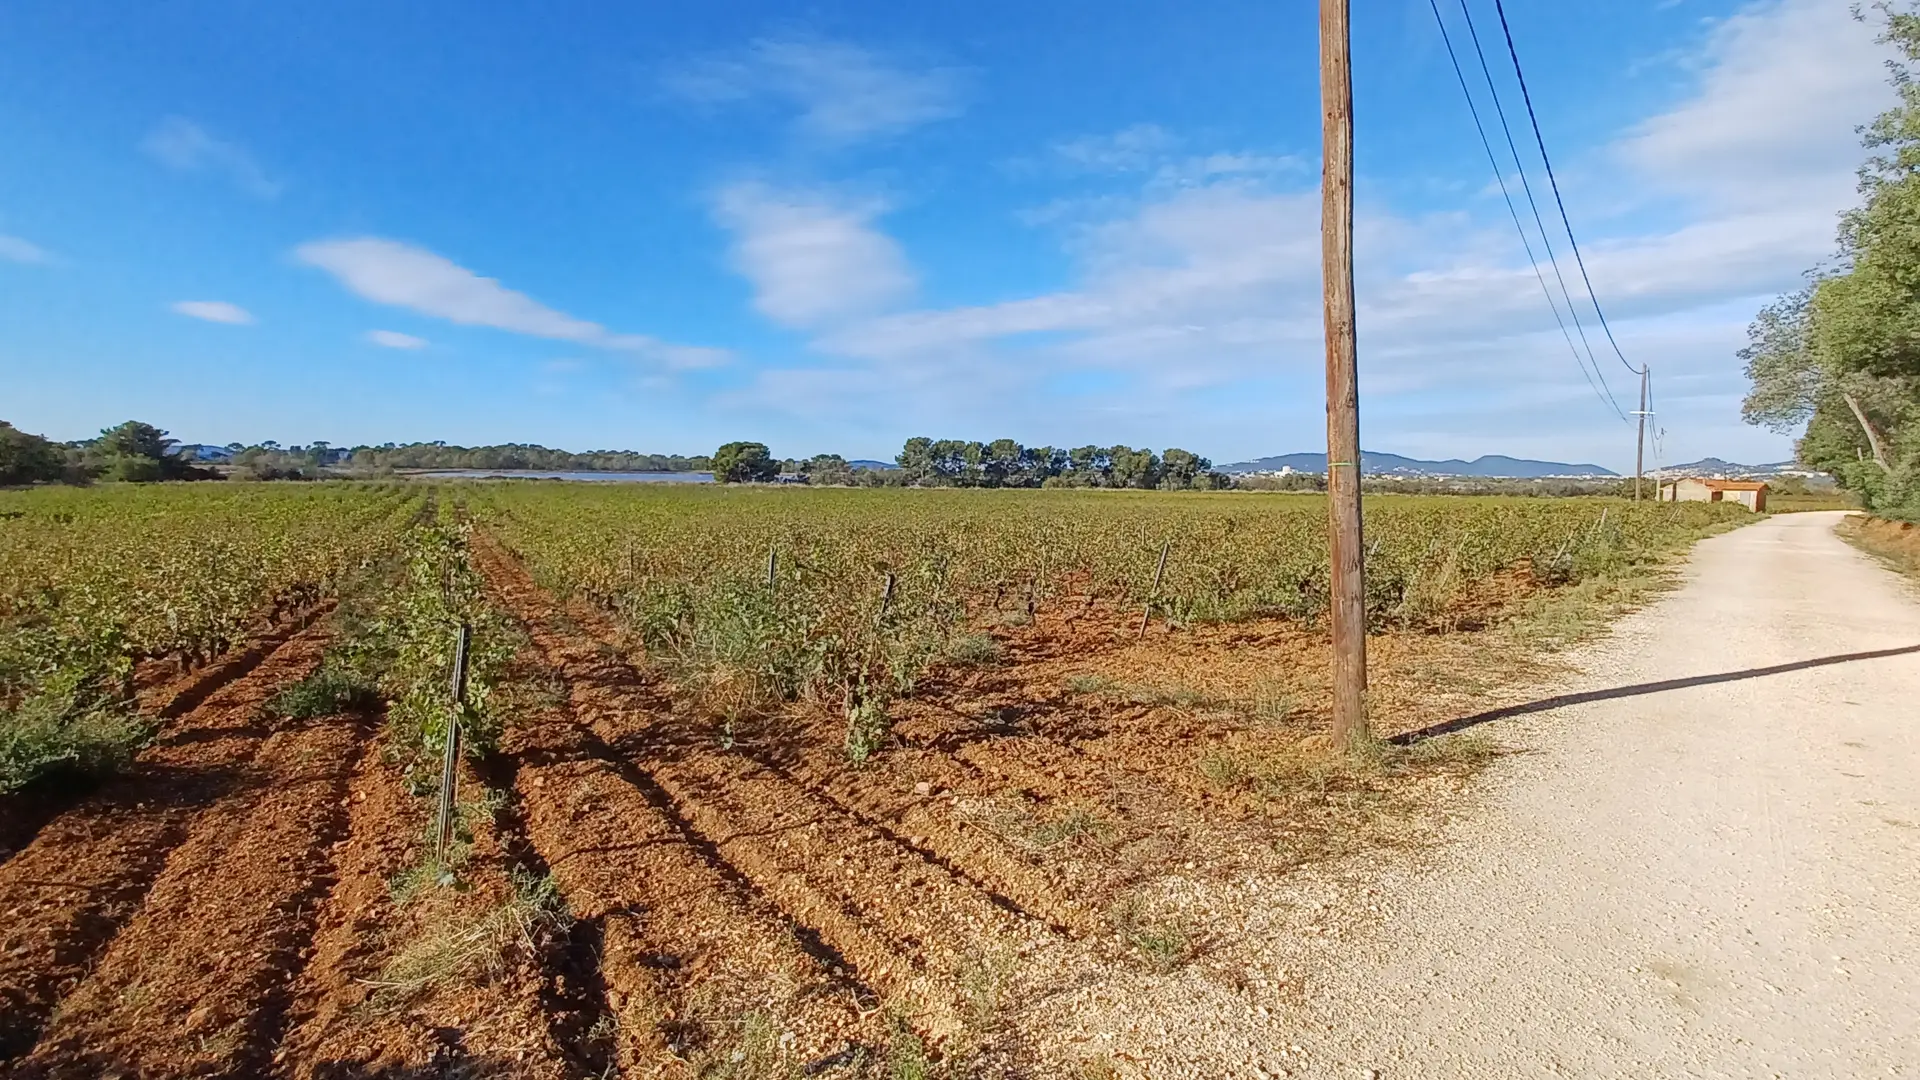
left=1425, top=0, right=1627, bottom=424
left=1451, top=0, right=1630, bottom=421
left=1491, top=0, right=1641, bottom=377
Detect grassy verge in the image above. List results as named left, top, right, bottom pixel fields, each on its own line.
left=1500, top=512, right=1755, bottom=650
left=1839, top=515, right=1920, bottom=580
left=1769, top=493, right=1862, bottom=513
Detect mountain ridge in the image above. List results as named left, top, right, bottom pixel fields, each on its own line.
left=1219, top=451, right=1620, bottom=478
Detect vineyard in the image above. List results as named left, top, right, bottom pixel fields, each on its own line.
left=0, top=481, right=1750, bottom=1078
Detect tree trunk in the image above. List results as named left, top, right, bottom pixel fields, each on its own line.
left=1842, top=391, right=1893, bottom=473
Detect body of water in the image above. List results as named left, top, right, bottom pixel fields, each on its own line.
left=408, top=469, right=714, bottom=484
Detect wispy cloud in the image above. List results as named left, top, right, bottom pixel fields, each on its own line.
left=712, top=182, right=916, bottom=328
left=294, top=237, right=729, bottom=369
left=1026, top=124, right=1302, bottom=222
left=171, top=300, right=255, bottom=325
left=1051, top=124, right=1182, bottom=172
left=366, top=329, right=428, bottom=350
left=142, top=117, right=283, bottom=199
left=663, top=35, right=966, bottom=144
left=1616, top=0, right=1884, bottom=210
left=0, top=234, right=49, bottom=265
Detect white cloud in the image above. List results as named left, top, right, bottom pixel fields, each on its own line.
left=664, top=35, right=966, bottom=144
left=712, top=182, right=916, bottom=328
left=366, top=329, right=428, bottom=349
left=294, top=237, right=729, bottom=369
left=171, top=297, right=255, bottom=322
left=1617, top=0, right=1886, bottom=210
left=171, top=300, right=255, bottom=325
left=730, top=0, right=1890, bottom=468
left=0, top=234, right=49, bottom=264
left=142, top=117, right=282, bottom=199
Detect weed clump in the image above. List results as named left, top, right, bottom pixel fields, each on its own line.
left=1109, top=893, right=1195, bottom=973
left=1062, top=674, right=1118, bottom=696
left=0, top=631, right=148, bottom=793
left=265, top=661, right=378, bottom=719
left=0, top=693, right=147, bottom=794
left=943, top=633, right=1003, bottom=667
left=375, top=869, right=570, bottom=1002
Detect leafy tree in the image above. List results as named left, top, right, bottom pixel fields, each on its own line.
left=1066, top=445, right=1108, bottom=486
left=88, top=421, right=210, bottom=483
left=1159, top=448, right=1212, bottom=489
left=802, top=454, right=857, bottom=486
left=1107, top=445, right=1160, bottom=489
left=0, top=422, right=64, bottom=486
left=96, top=420, right=176, bottom=462
left=711, top=441, right=779, bottom=484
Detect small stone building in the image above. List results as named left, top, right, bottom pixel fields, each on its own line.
left=1657, top=477, right=1769, bottom=511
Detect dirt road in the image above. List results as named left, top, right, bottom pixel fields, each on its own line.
left=1293, top=511, right=1920, bottom=1078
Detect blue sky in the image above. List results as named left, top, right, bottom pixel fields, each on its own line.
left=0, top=0, right=1894, bottom=469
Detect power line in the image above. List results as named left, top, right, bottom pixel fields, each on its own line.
left=1491, top=0, right=1640, bottom=377
left=1424, top=0, right=1627, bottom=424
left=1450, top=0, right=1630, bottom=422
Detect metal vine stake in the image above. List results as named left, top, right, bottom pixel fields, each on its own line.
left=1138, top=540, right=1171, bottom=638
left=434, top=621, right=472, bottom=863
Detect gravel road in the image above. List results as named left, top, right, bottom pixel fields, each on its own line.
left=1291, top=511, right=1920, bottom=1078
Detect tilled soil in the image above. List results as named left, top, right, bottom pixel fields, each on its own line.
left=0, top=615, right=333, bottom=1063
left=475, top=538, right=1082, bottom=1074
left=0, top=610, right=582, bottom=1079
left=0, top=529, right=1577, bottom=1079
left=467, top=533, right=1534, bottom=1076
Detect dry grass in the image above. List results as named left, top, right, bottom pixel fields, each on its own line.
left=1841, top=515, right=1920, bottom=580
left=1108, top=893, right=1196, bottom=974
left=1769, top=492, right=1861, bottom=513
left=371, top=870, right=570, bottom=1003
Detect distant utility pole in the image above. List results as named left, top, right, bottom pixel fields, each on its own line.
left=1322, top=0, right=1368, bottom=750
left=1634, top=366, right=1649, bottom=502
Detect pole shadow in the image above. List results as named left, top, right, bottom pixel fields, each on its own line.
left=1393, top=643, right=1920, bottom=746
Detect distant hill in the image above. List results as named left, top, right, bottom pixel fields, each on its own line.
left=1219, top=451, right=1619, bottom=478
left=1656, top=458, right=1806, bottom=478
left=849, top=459, right=898, bottom=470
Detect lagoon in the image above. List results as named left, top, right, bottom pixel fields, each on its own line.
left=407, top=469, right=714, bottom=484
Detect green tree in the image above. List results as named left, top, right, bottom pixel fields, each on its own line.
left=803, top=454, right=856, bottom=486
left=0, top=422, right=64, bottom=486
left=896, top=437, right=935, bottom=485
left=711, top=441, right=778, bottom=484
left=89, top=421, right=208, bottom=483
left=982, top=438, right=1023, bottom=487
left=1158, top=448, right=1215, bottom=489
left=96, top=420, right=176, bottom=461
left=1107, top=446, right=1161, bottom=489
left=1067, top=445, right=1108, bottom=486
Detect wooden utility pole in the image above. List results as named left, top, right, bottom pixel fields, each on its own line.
left=1322, top=0, right=1368, bottom=750
left=1634, top=365, right=1648, bottom=502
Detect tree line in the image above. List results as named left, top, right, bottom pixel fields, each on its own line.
left=893, top=438, right=1227, bottom=489
left=345, top=442, right=713, bottom=474
left=1742, top=3, right=1920, bottom=521
left=709, top=438, right=1228, bottom=489
left=1, top=421, right=216, bottom=486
